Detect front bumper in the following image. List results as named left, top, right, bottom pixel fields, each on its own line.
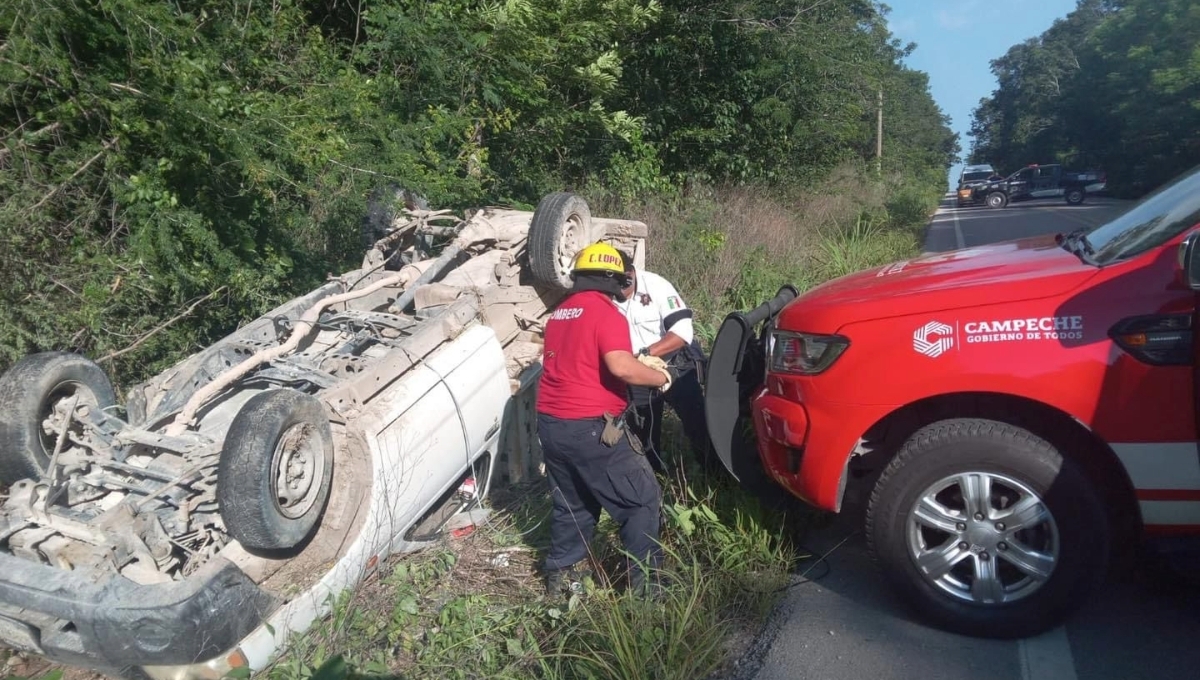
left=750, top=384, right=892, bottom=512
left=0, top=553, right=278, bottom=675
left=701, top=286, right=887, bottom=512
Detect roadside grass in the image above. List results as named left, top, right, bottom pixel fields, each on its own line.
left=588, top=162, right=929, bottom=341
left=250, top=437, right=804, bottom=680
left=0, top=168, right=934, bottom=680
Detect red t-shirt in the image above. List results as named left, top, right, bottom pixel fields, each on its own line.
left=536, top=290, right=632, bottom=419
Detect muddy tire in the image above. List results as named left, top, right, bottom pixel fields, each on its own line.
left=0, top=352, right=118, bottom=485
left=528, top=192, right=605, bottom=290
left=865, top=418, right=1109, bottom=639
left=218, top=389, right=334, bottom=553
left=986, top=191, right=1008, bottom=209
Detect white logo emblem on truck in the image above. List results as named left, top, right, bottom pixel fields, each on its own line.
left=914, top=321, right=955, bottom=358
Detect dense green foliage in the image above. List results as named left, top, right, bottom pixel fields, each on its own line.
left=1, top=0, right=954, bottom=387
left=968, top=0, right=1200, bottom=197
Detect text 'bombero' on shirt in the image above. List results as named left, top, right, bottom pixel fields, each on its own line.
left=537, top=290, right=633, bottom=419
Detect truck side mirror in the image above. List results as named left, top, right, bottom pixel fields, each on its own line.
left=1180, top=231, right=1200, bottom=291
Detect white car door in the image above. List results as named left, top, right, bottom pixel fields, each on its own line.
left=369, top=361, right=467, bottom=554
left=424, top=323, right=511, bottom=458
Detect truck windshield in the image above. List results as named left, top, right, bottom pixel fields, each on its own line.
left=961, top=171, right=991, bottom=183
left=1087, top=165, right=1200, bottom=265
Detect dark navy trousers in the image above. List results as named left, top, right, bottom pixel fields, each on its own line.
left=537, top=412, right=662, bottom=578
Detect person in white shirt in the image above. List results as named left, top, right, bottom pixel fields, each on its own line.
left=614, top=251, right=716, bottom=476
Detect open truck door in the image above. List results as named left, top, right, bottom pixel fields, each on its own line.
left=1179, top=231, right=1200, bottom=455
left=703, top=285, right=798, bottom=484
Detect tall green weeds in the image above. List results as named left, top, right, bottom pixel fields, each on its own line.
left=245, top=463, right=798, bottom=680
left=587, top=161, right=930, bottom=338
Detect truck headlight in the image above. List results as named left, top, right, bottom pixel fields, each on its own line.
left=767, top=330, right=849, bottom=375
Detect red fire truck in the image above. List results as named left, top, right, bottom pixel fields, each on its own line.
left=707, top=164, right=1200, bottom=639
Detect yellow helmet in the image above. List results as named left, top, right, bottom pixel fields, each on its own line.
left=571, top=242, right=625, bottom=275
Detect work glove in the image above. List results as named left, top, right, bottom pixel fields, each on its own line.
left=637, top=354, right=676, bottom=392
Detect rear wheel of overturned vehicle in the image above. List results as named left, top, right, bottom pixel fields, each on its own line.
left=865, top=418, right=1109, bottom=639
left=986, top=191, right=1008, bottom=209
left=217, top=389, right=334, bottom=554
left=0, top=351, right=118, bottom=485
left=528, top=191, right=606, bottom=291
left=1065, top=187, right=1086, bottom=205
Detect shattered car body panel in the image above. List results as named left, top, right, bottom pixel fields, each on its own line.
left=0, top=194, right=648, bottom=678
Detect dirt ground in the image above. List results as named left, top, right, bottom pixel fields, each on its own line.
left=1, top=651, right=107, bottom=680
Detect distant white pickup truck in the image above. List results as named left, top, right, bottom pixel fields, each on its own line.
left=0, top=192, right=649, bottom=679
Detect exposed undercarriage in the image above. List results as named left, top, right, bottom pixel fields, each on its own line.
left=0, top=194, right=648, bottom=588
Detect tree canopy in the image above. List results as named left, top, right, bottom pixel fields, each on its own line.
left=1, top=0, right=955, bottom=383
left=968, top=0, right=1200, bottom=197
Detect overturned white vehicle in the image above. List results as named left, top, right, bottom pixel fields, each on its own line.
left=0, top=192, right=649, bottom=679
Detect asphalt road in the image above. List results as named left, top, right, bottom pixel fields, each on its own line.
left=922, top=193, right=1131, bottom=253
left=733, top=192, right=1200, bottom=680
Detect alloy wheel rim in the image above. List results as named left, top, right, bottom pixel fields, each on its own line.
left=905, top=471, right=1059, bottom=605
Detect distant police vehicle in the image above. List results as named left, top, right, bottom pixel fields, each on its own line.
left=956, top=164, right=999, bottom=206
left=970, top=163, right=1108, bottom=208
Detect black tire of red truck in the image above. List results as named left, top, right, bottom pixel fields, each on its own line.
left=864, top=418, right=1110, bottom=639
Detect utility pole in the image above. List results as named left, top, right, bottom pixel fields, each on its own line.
left=876, top=88, right=883, bottom=175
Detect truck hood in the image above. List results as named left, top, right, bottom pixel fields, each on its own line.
left=777, top=235, right=1101, bottom=331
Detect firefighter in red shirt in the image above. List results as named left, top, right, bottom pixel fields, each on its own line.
left=537, top=241, right=677, bottom=598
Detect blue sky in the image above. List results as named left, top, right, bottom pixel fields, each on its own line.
left=881, top=0, right=1080, bottom=188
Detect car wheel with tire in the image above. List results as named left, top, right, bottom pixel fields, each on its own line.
left=1065, top=187, right=1085, bottom=205
left=527, top=192, right=606, bottom=291
left=865, top=418, right=1109, bottom=639
left=986, top=192, right=1008, bottom=209
left=0, top=352, right=118, bottom=485
left=217, top=389, right=335, bottom=554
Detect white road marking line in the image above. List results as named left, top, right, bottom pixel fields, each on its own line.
left=952, top=204, right=966, bottom=249
left=1019, top=626, right=1078, bottom=680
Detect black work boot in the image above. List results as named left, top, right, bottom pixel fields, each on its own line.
left=627, top=565, right=670, bottom=601
left=544, top=565, right=592, bottom=599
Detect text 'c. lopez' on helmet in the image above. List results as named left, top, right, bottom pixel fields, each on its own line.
left=571, top=242, right=625, bottom=276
